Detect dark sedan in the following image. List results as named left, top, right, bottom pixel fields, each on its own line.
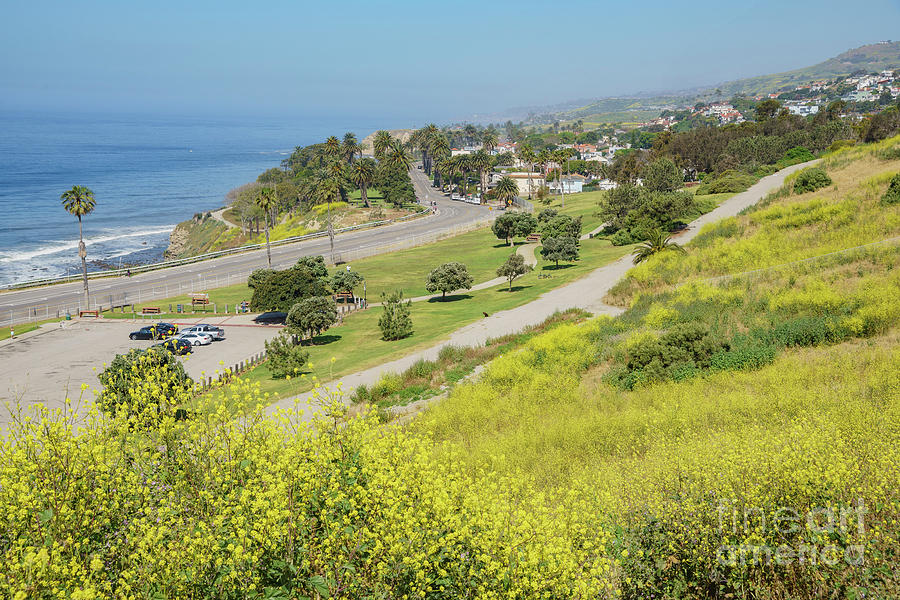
left=252, top=311, right=287, bottom=325
left=152, top=338, right=193, bottom=355
left=129, top=322, right=178, bottom=340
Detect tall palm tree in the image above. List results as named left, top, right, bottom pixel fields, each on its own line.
left=447, top=155, right=464, bottom=195
left=463, top=124, right=477, bottom=145
left=552, top=148, right=571, bottom=206
left=470, top=150, right=492, bottom=202
left=349, top=158, right=376, bottom=207
left=631, top=229, right=686, bottom=264
left=342, top=132, right=360, bottom=164
left=386, top=140, right=412, bottom=172
left=517, top=143, right=536, bottom=199
left=324, top=136, right=342, bottom=161
left=482, top=130, right=498, bottom=155
left=256, top=187, right=277, bottom=267
left=494, top=175, right=519, bottom=208
left=60, top=185, right=96, bottom=307
left=429, top=135, right=451, bottom=188
left=316, top=175, right=342, bottom=264
left=373, top=130, right=393, bottom=160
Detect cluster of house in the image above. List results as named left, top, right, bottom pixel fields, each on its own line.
left=701, top=102, right=746, bottom=124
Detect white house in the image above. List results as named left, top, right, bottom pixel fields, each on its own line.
left=594, top=179, right=617, bottom=190
left=548, top=174, right=587, bottom=194
left=787, top=104, right=820, bottom=116
left=496, top=172, right=546, bottom=197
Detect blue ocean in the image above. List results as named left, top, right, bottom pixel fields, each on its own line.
left=0, top=110, right=379, bottom=287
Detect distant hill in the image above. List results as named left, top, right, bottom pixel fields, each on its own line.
left=488, top=41, right=900, bottom=125
left=708, top=41, right=900, bottom=97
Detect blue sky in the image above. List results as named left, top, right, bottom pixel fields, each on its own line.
left=2, top=0, right=899, bottom=123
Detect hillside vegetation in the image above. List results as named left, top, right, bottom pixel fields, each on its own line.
left=3, top=139, right=900, bottom=597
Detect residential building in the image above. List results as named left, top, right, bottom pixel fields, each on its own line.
left=548, top=174, right=587, bottom=194
left=496, top=172, right=546, bottom=197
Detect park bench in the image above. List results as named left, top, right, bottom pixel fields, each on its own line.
left=141, top=306, right=161, bottom=315
left=334, top=292, right=354, bottom=302
left=78, top=310, right=99, bottom=318
left=525, top=233, right=542, bottom=243
left=189, top=293, right=210, bottom=307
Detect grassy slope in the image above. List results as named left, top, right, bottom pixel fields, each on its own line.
left=413, top=137, right=900, bottom=595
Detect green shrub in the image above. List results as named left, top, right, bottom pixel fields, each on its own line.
left=250, top=265, right=328, bottom=311
left=777, top=146, right=815, bottom=168
left=264, top=332, right=310, bottom=378
left=792, top=167, right=832, bottom=194
left=694, top=170, right=756, bottom=195
left=772, top=315, right=829, bottom=347
left=286, top=296, right=338, bottom=338
left=881, top=173, right=900, bottom=205
left=828, top=139, right=856, bottom=153
left=248, top=268, right=275, bottom=289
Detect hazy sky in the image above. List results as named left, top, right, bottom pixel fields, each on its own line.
left=2, top=0, right=899, bottom=124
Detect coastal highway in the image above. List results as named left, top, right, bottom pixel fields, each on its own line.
left=0, top=166, right=491, bottom=324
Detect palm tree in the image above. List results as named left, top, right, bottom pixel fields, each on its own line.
left=552, top=148, right=571, bottom=206
left=386, top=140, right=412, bottom=172
left=256, top=187, right=277, bottom=267
left=60, top=185, right=96, bottom=307
left=447, top=155, right=464, bottom=195
left=342, top=132, right=360, bottom=163
left=517, top=143, right=536, bottom=199
left=482, top=130, right=498, bottom=155
left=631, top=229, right=686, bottom=264
left=463, top=124, right=477, bottom=145
left=316, top=175, right=342, bottom=264
left=373, top=130, right=393, bottom=160
left=470, top=151, right=492, bottom=202
left=494, top=175, right=519, bottom=208
left=324, top=136, right=342, bottom=161
left=429, top=135, right=451, bottom=188
left=349, top=158, right=376, bottom=207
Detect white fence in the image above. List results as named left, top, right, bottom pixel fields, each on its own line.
left=5, top=215, right=494, bottom=328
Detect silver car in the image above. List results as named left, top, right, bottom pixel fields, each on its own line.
left=183, top=324, right=225, bottom=340
left=177, top=332, right=213, bottom=346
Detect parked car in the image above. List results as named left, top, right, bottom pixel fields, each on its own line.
left=252, top=311, right=287, bottom=325
left=152, top=338, right=192, bottom=355
left=178, top=332, right=213, bottom=346
left=183, top=324, right=225, bottom=340
left=129, top=322, right=178, bottom=340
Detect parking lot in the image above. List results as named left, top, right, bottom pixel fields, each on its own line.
left=0, top=315, right=282, bottom=428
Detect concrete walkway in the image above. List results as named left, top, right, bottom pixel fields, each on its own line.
left=266, top=161, right=816, bottom=417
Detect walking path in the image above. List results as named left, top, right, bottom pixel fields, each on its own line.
left=266, top=161, right=817, bottom=418
left=209, top=207, right=236, bottom=228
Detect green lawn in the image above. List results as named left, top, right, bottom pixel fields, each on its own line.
left=537, top=190, right=606, bottom=232
left=228, top=237, right=631, bottom=406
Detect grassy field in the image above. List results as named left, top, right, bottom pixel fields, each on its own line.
left=228, top=237, right=630, bottom=403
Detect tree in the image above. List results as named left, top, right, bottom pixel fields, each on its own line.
left=375, top=162, right=416, bottom=208
left=386, top=140, right=412, bottom=172
left=482, top=130, right=498, bottom=155
left=425, top=262, right=474, bottom=298
left=287, top=296, right=338, bottom=339
left=264, top=332, right=309, bottom=378
left=250, top=265, right=328, bottom=311
left=599, top=184, right=641, bottom=230
left=642, top=158, right=683, bottom=193
left=324, top=135, right=342, bottom=161
left=497, top=253, right=532, bottom=291
left=348, top=158, right=376, bottom=208
left=631, top=229, right=686, bottom=264
left=373, top=130, right=393, bottom=159
left=248, top=268, right=275, bottom=289
left=378, top=290, right=413, bottom=340
left=492, top=212, right=537, bottom=245
left=256, top=187, right=277, bottom=267
left=98, top=347, right=193, bottom=417
left=295, top=255, right=329, bottom=279
left=342, top=132, right=361, bottom=163
left=755, top=99, right=781, bottom=122
left=330, top=269, right=365, bottom=295
left=540, top=214, right=582, bottom=241
left=541, top=236, right=579, bottom=267
left=494, top=175, right=519, bottom=207
left=60, top=185, right=96, bottom=307
left=470, top=151, right=492, bottom=201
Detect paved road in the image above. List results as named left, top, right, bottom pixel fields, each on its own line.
left=0, top=166, right=490, bottom=324
left=268, top=160, right=817, bottom=419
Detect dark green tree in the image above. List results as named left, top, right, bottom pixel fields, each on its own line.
left=642, top=158, right=683, bottom=193
left=295, top=255, right=329, bottom=279
left=540, top=236, right=579, bottom=267
left=264, top=332, right=309, bottom=378
left=250, top=265, right=328, bottom=312
left=425, top=262, right=474, bottom=298
left=330, top=269, right=365, bottom=295
left=287, top=296, right=338, bottom=338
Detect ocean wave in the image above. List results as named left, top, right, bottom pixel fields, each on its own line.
left=0, top=226, right=175, bottom=263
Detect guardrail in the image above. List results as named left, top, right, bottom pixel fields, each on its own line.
left=3, top=215, right=495, bottom=329
left=4, top=206, right=432, bottom=291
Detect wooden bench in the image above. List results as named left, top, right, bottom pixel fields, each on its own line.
left=78, top=310, right=99, bottom=318
left=141, top=306, right=161, bottom=315
left=525, top=233, right=542, bottom=243
left=189, top=293, right=210, bottom=307
left=334, top=292, right=354, bottom=302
